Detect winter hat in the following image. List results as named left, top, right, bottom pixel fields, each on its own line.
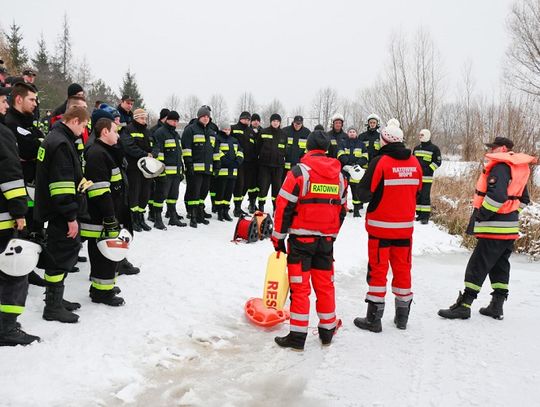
left=91, top=109, right=115, bottom=125
left=293, top=115, right=304, bottom=124
left=100, top=104, right=120, bottom=119
left=347, top=126, right=358, bottom=133
left=419, top=129, right=431, bottom=142
left=159, top=108, right=170, bottom=120
left=133, top=108, right=147, bottom=120
left=387, top=118, right=400, bottom=128
left=306, top=130, right=330, bottom=152
left=251, top=113, right=261, bottom=122
left=167, top=111, right=180, bottom=121
left=314, top=124, right=325, bottom=131
left=239, top=111, right=251, bottom=120
left=219, top=122, right=232, bottom=130
left=380, top=125, right=404, bottom=145
left=485, top=136, right=514, bottom=150
left=67, top=83, right=84, bottom=97
left=270, top=113, right=281, bottom=122
left=197, top=105, right=211, bottom=118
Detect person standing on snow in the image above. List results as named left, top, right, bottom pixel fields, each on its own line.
left=353, top=124, right=422, bottom=333
left=282, top=115, right=311, bottom=181
left=326, top=113, right=346, bottom=159
left=359, top=113, right=382, bottom=163
left=413, top=129, right=442, bottom=224
left=438, top=137, right=535, bottom=320
left=272, top=130, right=348, bottom=350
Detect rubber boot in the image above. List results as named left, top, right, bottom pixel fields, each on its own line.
left=233, top=201, right=244, bottom=217
left=217, top=205, right=225, bottom=221
left=248, top=199, right=257, bottom=214
left=139, top=212, right=152, bottom=231
left=438, top=290, right=476, bottom=319
left=197, top=206, right=210, bottom=225
left=131, top=211, right=142, bottom=232
left=89, top=286, right=125, bottom=306
left=222, top=206, right=233, bottom=222
left=354, top=301, right=385, bottom=333
left=43, top=284, right=79, bottom=323
left=189, top=207, right=198, bottom=228
left=153, top=207, right=167, bottom=230
left=165, top=206, right=171, bottom=218
left=394, top=298, right=412, bottom=329
left=0, top=313, right=40, bottom=346
left=420, top=218, right=429, bottom=225
left=168, top=204, right=187, bottom=227
left=274, top=331, right=307, bottom=351
left=201, top=205, right=212, bottom=219
left=479, top=290, right=507, bottom=320
left=148, top=205, right=155, bottom=222
left=28, top=270, right=46, bottom=287
left=118, top=258, right=140, bottom=275
left=258, top=201, right=265, bottom=212
left=62, top=299, right=81, bottom=311
left=353, top=204, right=362, bottom=218
left=318, top=326, right=336, bottom=346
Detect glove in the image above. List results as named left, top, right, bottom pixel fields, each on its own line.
left=185, top=165, right=195, bottom=177
left=271, top=236, right=287, bottom=254
left=103, top=216, right=120, bottom=237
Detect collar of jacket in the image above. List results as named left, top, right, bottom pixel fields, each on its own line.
left=117, top=105, right=133, bottom=118
left=164, top=122, right=177, bottom=132
left=7, top=106, right=34, bottom=127
left=420, top=141, right=432, bottom=147
left=132, top=120, right=147, bottom=131
left=236, top=121, right=249, bottom=130
left=379, top=142, right=411, bottom=160
left=58, top=122, right=79, bottom=142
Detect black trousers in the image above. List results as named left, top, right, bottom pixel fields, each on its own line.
left=234, top=161, right=258, bottom=203
left=214, top=177, right=236, bottom=207
left=155, top=175, right=182, bottom=207
left=416, top=182, right=432, bottom=220
left=44, top=217, right=81, bottom=284
left=464, top=238, right=514, bottom=296
left=258, top=165, right=283, bottom=205
left=209, top=176, right=219, bottom=205
left=184, top=173, right=211, bottom=208
left=88, top=238, right=119, bottom=291
left=127, top=168, right=151, bottom=213
left=0, top=237, right=28, bottom=315
left=349, top=181, right=362, bottom=206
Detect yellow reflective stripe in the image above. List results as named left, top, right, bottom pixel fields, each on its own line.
left=193, top=163, right=205, bottom=170
left=218, top=169, right=229, bottom=176
left=130, top=132, right=144, bottom=138
left=337, top=150, right=345, bottom=158
left=213, top=153, right=222, bottom=160
left=298, top=140, right=307, bottom=149
left=232, top=129, right=243, bottom=134
left=284, top=163, right=291, bottom=169
left=429, top=163, right=439, bottom=171
left=88, top=188, right=111, bottom=198
left=0, top=219, right=15, bottom=230
left=50, top=188, right=76, bottom=196
left=261, top=134, right=272, bottom=139
left=0, top=305, right=24, bottom=314
left=278, top=144, right=285, bottom=149
left=464, top=282, right=481, bottom=291
left=481, top=200, right=500, bottom=213
left=237, top=151, right=244, bottom=158
left=110, top=173, right=122, bottom=182
left=164, top=143, right=177, bottom=148
left=182, top=149, right=192, bottom=157
left=44, top=273, right=64, bottom=283
left=491, top=283, right=508, bottom=290
left=220, top=144, right=230, bottom=151
left=92, top=281, right=115, bottom=290
left=473, top=226, right=520, bottom=234
left=49, top=181, right=75, bottom=190
left=4, top=187, right=27, bottom=200
left=193, top=135, right=206, bottom=143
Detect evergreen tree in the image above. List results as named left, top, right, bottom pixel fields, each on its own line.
left=6, top=21, right=28, bottom=73
left=54, top=13, right=72, bottom=80
left=119, top=69, right=144, bottom=108
left=88, top=79, right=118, bottom=107
left=32, top=33, right=49, bottom=74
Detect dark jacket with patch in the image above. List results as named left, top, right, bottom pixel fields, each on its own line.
left=256, top=126, right=286, bottom=168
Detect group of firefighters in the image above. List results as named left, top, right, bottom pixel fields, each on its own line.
left=0, top=69, right=536, bottom=350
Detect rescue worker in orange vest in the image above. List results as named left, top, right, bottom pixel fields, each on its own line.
left=353, top=124, right=422, bottom=333
left=271, top=130, right=348, bottom=350
left=438, top=137, right=535, bottom=320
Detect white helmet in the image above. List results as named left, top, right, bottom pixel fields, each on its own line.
left=331, top=113, right=344, bottom=122
left=97, top=229, right=132, bottom=262
left=419, top=129, right=431, bottom=142
left=349, top=164, right=365, bottom=181
left=137, top=157, right=165, bottom=179
left=0, top=238, right=42, bottom=277
left=366, top=113, right=381, bottom=124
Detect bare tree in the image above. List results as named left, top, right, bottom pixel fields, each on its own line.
left=505, top=0, right=540, bottom=96
left=311, top=87, right=339, bottom=129
left=236, top=92, right=257, bottom=115
left=181, top=95, right=201, bottom=122
left=74, top=57, right=93, bottom=91
left=55, top=13, right=72, bottom=79
left=163, top=93, right=181, bottom=111
left=459, top=60, right=478, bottom=161
left=209, top=93, right=229, bottom=125
left=261, top=99, right=285, bottom=126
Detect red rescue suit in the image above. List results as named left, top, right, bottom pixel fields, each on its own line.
left=272, top=150, right=347, bottom=334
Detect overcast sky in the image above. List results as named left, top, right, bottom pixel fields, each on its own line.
left=3, top=0, right=515, bottom=118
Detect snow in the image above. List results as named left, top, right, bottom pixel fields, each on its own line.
left=2, top=190, right=540, bottom=407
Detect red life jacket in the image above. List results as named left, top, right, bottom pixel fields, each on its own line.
left=286, top=152, right=346, bottom=237
left=365, top=155, right=422, bottom=239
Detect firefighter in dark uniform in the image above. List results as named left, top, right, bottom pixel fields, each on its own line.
left=231, top=111, right=257, bottom=216
left=120, top=108, right=154, bottom=232
left=82, top=118, right=127, bottom=306
left=22, top=68, right=40, bottom=123
left=34, top=106, right=90, bottom=324
left=215, top=123, right=243, bottom=222
left=358, top=113, right=382, bottom=163
left=153, top=111, right=187, bottom=229
left=256, top=113, right=286, bottom=212
left=282, top=115, right=310, bottom=182
left=147, top=108, right=169, bottom=222
left=439, top=137, right=535, bottom=321
left=182, top=106, right=221, bottom=228
left=0, top=86, right=40, bottom=346
left=337, top=127, right=368, bottom=217
left=272, top=130, right=348, bottom=350
left=413, top=129, right=442, bottom=224
left=117, top=95, right=134, bottom=127
left=326, top=114, right=346, bottom=159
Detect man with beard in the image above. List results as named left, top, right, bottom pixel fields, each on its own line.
left=326, top=114, right=346, bottom=159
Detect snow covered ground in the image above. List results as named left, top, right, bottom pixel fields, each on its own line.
left=2, top=191, right=540, bottom=407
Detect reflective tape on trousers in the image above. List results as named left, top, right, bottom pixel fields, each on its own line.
left=384, top=179, right=420, bottom=186
left=367, top=219, right=414, bottom=228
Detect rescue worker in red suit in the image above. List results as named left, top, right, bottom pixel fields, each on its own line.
left=354, top=124, right=422, bottom=332
left=438, top=137, right=535, bottom=320
left=271, top=130, right=348, bottom=350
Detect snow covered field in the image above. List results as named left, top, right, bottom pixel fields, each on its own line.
left=2, top=191, right=540, bottom=407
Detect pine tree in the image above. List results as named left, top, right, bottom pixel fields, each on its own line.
left=88, top=79, right=118, bottom=107
left=119, top=69, right=144, bottom=108
left=6, top=21, right=28, bottom=73
left=54, top=13, right=72, bottom=80
left=32, top=33, right=49, bottom=74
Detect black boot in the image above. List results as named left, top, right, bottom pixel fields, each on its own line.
left=118, top=258, right=140, bottom=275
left=479, top=291, right=507, bottom=320
left=164, top=205, right=171, bottom=218
left=353, top=204, right=362, bottom=218
left=420, top=218, right=429, bottom=225
left=189, top=207, right=198, bottom=228
left=258, top=201, right=265, bottom=212
left=131, top=211, right=142, bottom=232
left=233, top=201, right=244, bottom=217
left=354, top=301, right=385, bottom=333
left=394, top=298, right=412, bottom=329
left=318, top=326, right=336, bottom=346
left=201, top=205, right=212, bottom=219
left=222, top=206, right=233, bottom=222
left=274, top=331, right=307, bottom=350
left=139, top=212, right=152, bottom=231
left=62, top=299, right=81, bottom=311
left=197, top=206, right=210, bottom=225
left=438, top=290, right=475, bottom=319
left=89, top=286, right=125, bottom=306
left=147, top=205, right=155, bottom=222
left=168, top=204, right=187, bottom=227
left=248, top=199, right=257, bottom=214
left=217, top=206, right=225, bottom=221
left=43, top=284, right=79, bottom=323
left=77, top=255, right=88, bottom=263
left=28, top=270, right=46, bottom=287
left=0, top=313, right=40, bottom=346
left=153, top=207, right=167, bottom=230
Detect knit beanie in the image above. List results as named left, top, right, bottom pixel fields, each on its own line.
left=167, top=111, right=180, bottom=121
left=159, top=108, right=170, bottom=120
left=67, top=83, right=84, bottom=97
left=380, top=125, right=404, bottom=145
left=197, top=105, right=211, bottom=118
left=133, top=108, right=147, bottom=120
left=306, top=130, right=330, bottom=151
left=419, top=129, right=431, bottom=142
left=251, top=113, right=261, bottom=122
left=270, top=113, right=281, bottom=123
left=239, top=111, right=251, bottom=120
